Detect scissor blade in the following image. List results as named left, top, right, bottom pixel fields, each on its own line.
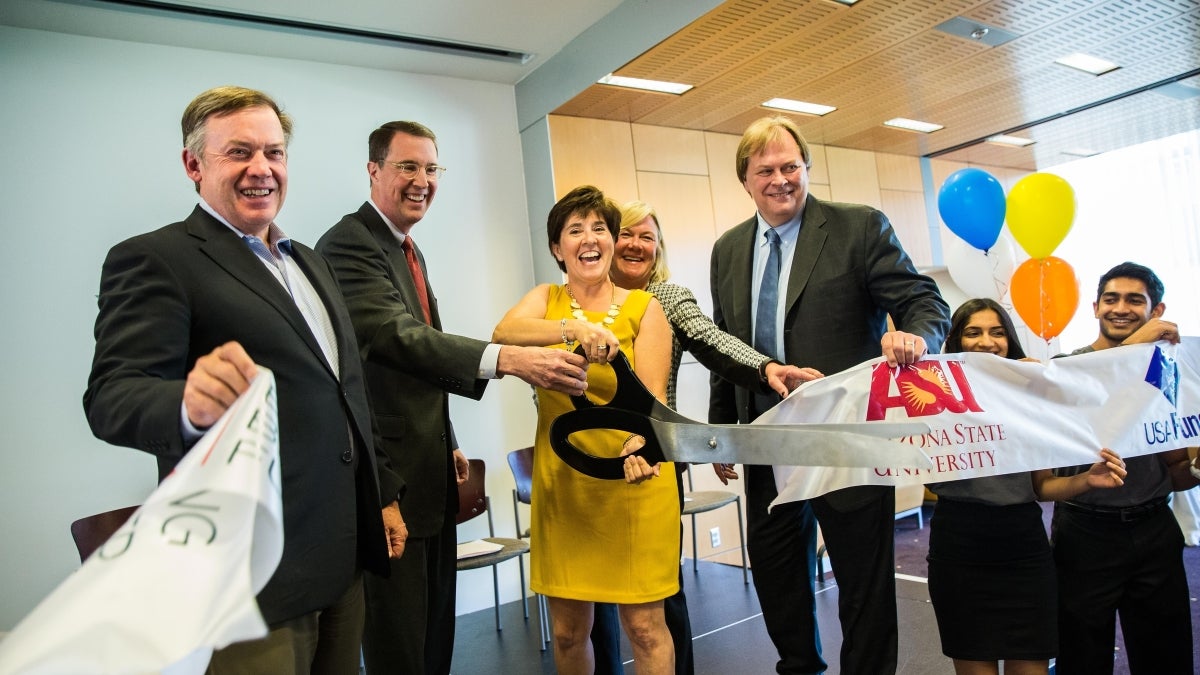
left=651, top=420, right=932, bottom=469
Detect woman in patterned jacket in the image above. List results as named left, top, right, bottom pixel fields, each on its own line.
left=596, top=201, right=821, bottom=675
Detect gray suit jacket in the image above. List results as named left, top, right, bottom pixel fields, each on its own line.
left=708, top=195, right=950, bottom=509
left=318, top=202, right=490, bottom=537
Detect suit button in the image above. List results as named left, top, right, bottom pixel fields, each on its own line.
left=341, top=449, right=354, bottom=464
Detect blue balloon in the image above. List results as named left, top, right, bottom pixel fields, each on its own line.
left=937, top=168, right=1006, bottom=251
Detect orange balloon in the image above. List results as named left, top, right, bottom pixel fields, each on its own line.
left=1010, top=256, right=1079, bottom=341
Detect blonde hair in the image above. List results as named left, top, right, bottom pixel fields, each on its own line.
left=618, top=200, right=671, bottom=285
left=735, top=115, right=812, bottom=183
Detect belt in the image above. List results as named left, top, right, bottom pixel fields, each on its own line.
left=1060, top=496, right=1169, bottom=523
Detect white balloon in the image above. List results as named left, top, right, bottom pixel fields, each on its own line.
left=944, top=234, right=1017, bottom=301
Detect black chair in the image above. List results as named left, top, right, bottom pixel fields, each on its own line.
left=456, top=458, right=529, bottom=632
left=70, top=505, right=139, bottom=563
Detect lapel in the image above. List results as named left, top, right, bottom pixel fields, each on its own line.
left=356, top=202, right=442, bottom=330
left=186, top=206, right=336, bottom=379
left=784, top=194, right=828, bottom=317
left=725, top=217, right=758, bottom=342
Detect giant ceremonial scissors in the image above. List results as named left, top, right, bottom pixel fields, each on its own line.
left=549, top=349, right=933, bottom=480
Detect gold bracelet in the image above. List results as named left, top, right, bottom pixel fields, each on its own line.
left=622, top=433, right=640, bottom=447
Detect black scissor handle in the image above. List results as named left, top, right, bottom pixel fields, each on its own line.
left=548, top=407, right=666, bottom=480
left=565, top=345, right=658, bottom=414
left=548, top=347, right=668, bottom=480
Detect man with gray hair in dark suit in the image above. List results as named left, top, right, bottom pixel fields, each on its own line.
left=85, top=86, right=406, bottom=674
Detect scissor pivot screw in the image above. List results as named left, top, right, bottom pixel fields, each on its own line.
left=708, top=437, right=717, bottom=448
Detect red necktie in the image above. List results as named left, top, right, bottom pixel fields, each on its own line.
left=401, top=236, right=432, bottom=323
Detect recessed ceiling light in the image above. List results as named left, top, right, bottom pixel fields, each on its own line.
left=1054, top=53, right=1120, bottom=76
left=762, top=98, right=837, bottom=116
left=597, top=74, right=693, bottom=95
left=1061, top=148, right=1100, bottom=158
left=830, top=0, right=860, bottom=5
left=883, top=118, right=944, bottom=133
left=986, top=134, right=1035, bottom=147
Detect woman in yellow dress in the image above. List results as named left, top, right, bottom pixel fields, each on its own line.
left=493, top=185, right=678, bottom=674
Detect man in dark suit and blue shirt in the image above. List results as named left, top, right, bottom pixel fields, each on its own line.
left=84, top=86, right=406, bottom=674
left=317, top=121, right=589, bottom=675
left=708, top=115, right=950, bottom=675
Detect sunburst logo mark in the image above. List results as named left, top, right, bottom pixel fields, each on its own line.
left=898, top=365, right=953, bottom=413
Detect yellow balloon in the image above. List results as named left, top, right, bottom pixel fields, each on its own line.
left=1006, top=173, right=1076, bottom=259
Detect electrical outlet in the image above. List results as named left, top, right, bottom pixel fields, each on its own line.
left=709, top=527, right=721, bottom=548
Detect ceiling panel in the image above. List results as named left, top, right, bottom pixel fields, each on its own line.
left=554, top=0, right=1200, bottom=170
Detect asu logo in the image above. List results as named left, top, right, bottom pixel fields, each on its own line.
left=866, top=360, right=983, bottom=421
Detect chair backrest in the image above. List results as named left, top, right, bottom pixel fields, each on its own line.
left=507, top=446, right=534, bottom=506
left=456, top=458, right=489, bottom=526
left=70, top=505, right=139, bottom=563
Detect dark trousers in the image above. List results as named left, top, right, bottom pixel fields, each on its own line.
left=362, top=516, right=457, bottom=675
left=207, top=573, right=364, bottom=675
left=592, top=602, right=624, bottom=674
left=745, top=465, right=825, bottom=675
left=1052, top=503, right=1193, bottom=675
left=809, top=486, right=898, bottom=675
left=745, top=465, right=899, bottom=675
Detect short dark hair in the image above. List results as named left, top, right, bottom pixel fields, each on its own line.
left=1096, top=261, right=1164, bottom=306
left=546, top=186, right=620, bottom=273
left=369, top=121, right=438, bottom=163
left=944, top=298, right=1027, bottom=360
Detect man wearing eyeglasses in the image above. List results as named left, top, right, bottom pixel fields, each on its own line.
left=317, top=121, right=589, bottom=675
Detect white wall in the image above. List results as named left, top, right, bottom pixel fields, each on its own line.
left=0, top=25, right=542, bottom=629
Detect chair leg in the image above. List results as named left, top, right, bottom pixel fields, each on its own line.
left=537, top=593, right=551, bottom=651
left=518, top=553, right=529, bottom=620
left=735, top=496, right=749, bottom=585
left=690, top=512, right=699, bottom=574
left=492, top=565, right=502, bottom=632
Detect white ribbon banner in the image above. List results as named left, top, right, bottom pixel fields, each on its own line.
left=0, top=369, right=283, bottom=675
left=754, top=339, right=1200, bottom=505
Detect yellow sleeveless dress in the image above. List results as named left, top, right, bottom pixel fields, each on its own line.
left=530, top=285, right=680, bottom=603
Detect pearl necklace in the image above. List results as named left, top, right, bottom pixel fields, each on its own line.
left=565, top=282, right=620, bottom=326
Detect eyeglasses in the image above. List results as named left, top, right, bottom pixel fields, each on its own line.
left=380, top=160, right=447, bottom=180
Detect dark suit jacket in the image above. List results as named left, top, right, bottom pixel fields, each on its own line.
left=708, top=195, right=950, bottom=510
left=317, top=202, right=490, bottom=538
left=83, top=206, right=394, bottom=624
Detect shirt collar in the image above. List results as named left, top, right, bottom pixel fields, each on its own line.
left=755, top=208, right=803, bottom=247
left=199, top=199, right=292, bottom=253
left=368, top=198, right=408, bottom=244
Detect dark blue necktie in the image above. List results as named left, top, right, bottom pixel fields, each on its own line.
left=754, top=228, right=782, bottom=359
